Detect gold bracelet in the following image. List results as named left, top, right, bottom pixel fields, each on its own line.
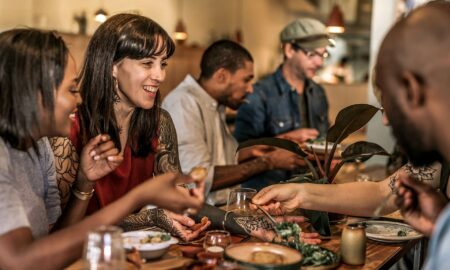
left=222, top=211, right=233, bottom=231
left=72, top=188, right=95, bottom=201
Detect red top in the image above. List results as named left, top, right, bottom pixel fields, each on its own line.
left=70, top=114, right=157, bottom=215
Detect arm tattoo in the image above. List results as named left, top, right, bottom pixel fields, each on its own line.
left=118, top=208, right=183, bottom=237
left=404, top=163, right=436, bottom=182
left=155, top=109, right=181, bottom=174
left=233, top=216, right=274, bottom=234
left=388, top=163, right=437, bottom=193
left=49, top=137, right=79, bottom=211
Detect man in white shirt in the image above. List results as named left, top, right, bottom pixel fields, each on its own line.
left=163, top=40, right=305, bottom=204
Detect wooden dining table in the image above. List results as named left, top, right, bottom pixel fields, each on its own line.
left=66, top=220, right=423, bottom=270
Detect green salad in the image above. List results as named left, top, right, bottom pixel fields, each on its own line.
left=274, top=222, right=339, bottom=266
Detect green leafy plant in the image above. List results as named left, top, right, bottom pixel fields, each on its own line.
left=237, top=104, right=390, bottom=236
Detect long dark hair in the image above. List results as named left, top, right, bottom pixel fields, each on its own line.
left=0, top=29, right=68, bottom=150
left=78, top=13, right=175, bottom=157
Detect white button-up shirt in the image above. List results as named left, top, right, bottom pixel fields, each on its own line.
left=162, top=75, right=238, bottom=205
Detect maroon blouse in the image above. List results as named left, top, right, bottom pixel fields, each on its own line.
left=70, top=114, right=157, bottom=215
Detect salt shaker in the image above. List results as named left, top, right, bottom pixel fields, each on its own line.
left=341, top=222, right=366, bottom=265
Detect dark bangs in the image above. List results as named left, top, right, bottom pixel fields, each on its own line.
left=114, top=17, right=175, bottom=62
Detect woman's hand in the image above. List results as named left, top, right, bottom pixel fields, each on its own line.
left=79, top=134, right=123, bottom=182
left=252, top=184, right=304, bottom=215
left=164, top=211, right=210, bottom=241
left=136, top=172, right=205, bottom=214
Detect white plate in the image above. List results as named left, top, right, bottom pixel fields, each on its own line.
left=364, top=221, right=423, bottom=243
left=122, top=230, right=178, bottom=259
left=305, top=142, right=341, bottom=154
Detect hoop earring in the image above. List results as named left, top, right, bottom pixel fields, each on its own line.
left=113, top=78, right=121, bottom=104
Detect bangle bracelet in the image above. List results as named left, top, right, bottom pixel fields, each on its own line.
left=72, top=188, right=94, bottom=201
left=222, top=211, right=233, bottom=231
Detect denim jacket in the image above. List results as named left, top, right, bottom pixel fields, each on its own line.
left=234, top=66, right=329, bottom=190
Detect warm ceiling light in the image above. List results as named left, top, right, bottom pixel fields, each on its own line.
left=94, top=8, right=108, bottom=23
left=173, top=19, right=188, bottom=41
left=326, top=4, right=345, bottom=34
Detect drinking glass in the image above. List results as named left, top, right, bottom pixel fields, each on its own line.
left=83, top=225, right=125, bottom=270
left=226, top=188, right=257, bottom=216
left=203, top=230, right=231, bottom=254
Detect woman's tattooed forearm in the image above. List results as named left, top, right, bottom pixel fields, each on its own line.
left=49, top=137, right=79, bottom=210
left=118, top=208, right=182, bottom=236
left=155, top=110, right=181, bottom=174
left=404, top=163, right=436, bottom=182
left=388, top=163, right=438, bottom=193
left=233, top=216, right=274, bottom=234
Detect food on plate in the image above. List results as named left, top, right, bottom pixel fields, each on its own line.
left=274, top=222, right=339, bottom=266
left=250, top=251, right=284, bottom=265
left=139, top=233, right=171, bottom=244
left=397, top=230, right=407, bottom=237
left=299, top=244, right=338, bottom=266
left=273, top=222, right=301, bottom=243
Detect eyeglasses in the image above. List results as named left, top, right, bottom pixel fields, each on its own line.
left=291, top=43, right=329, bottom=59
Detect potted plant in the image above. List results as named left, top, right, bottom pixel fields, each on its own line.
left=237, top=104, right=390, bottom=236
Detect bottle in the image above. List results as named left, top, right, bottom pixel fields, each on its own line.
left=341, top=222, right=366, bottom=265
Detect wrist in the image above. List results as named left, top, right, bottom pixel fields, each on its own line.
left=74, top=171, right=95, bottom=192
left=72, top=187, right=94, bottom=201
left=259, top=156, right=274, bottom=170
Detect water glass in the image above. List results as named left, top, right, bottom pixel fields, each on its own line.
left=226, top=188, right=257, bottom=216
left=203, top=230, right=231, bottom=254
left=83, top=225, right=125, bottom=270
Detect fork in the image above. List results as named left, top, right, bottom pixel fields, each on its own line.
left=245, top=198, right=278, bottom=227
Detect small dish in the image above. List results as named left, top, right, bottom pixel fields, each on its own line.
left=122, top=230, right=178, bottom=259
left=225, top=242, right=302, bottom=270
left=364, top=220, right=423, bottom=243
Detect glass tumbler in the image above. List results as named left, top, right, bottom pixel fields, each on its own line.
left=83, top=225, right=125, bottom=270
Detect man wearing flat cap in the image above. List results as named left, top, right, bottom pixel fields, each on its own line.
left=234, top=18, right=333, bottom=190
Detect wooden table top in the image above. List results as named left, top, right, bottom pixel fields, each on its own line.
left=66, top=227, right=420, bottom=270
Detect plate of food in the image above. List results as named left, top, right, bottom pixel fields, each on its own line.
left=273, top=222, right=339, bottom=269
left=304, top=139, right=341, bottom=155
left=225, top=242, right=302, bottom=270
left=364, top=220, right=423, bottom=243
left=122, top=230, right=178, bottom=259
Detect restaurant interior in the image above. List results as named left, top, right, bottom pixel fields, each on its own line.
left=0, top=0, right=442, bottom=269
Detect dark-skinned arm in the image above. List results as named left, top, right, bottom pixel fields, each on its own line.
left=212, top=148, right=307, bottom=191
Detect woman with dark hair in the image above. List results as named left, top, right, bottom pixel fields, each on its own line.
left=0, top=28, right=204, bottom=270
left=51, top=13, right=210, bottom=241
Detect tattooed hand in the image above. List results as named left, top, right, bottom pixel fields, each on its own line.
left=233, top=215, right=321, bottom=245
left=164, top=211, right=210, bottom=241
left=79, top=134, right=123, bottom=182
left=118, top=208, right=210, bottom=242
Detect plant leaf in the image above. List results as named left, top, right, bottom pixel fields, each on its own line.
left=326, top=104, right=380, bottom=144
left=237, top=137, right=308, bottom=157
left=341, top=141, right=390, bottom=162
left=328, top=141, right=390, bottom=182
left=325, top=104, right=380, bottom=175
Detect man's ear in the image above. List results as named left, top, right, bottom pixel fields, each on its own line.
left=213, top=68, right=230, bottom=84
left=283, top=43, right=295, bottom=59
left=402, top=71, right=425, bottom=108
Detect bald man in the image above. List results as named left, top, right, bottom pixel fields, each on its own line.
left=375, top=1, right=450, bottom=269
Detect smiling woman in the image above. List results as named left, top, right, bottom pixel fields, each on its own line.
left=50, top=13, right=212, bottom=242
left=0, top=28, right=205, bottom=270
